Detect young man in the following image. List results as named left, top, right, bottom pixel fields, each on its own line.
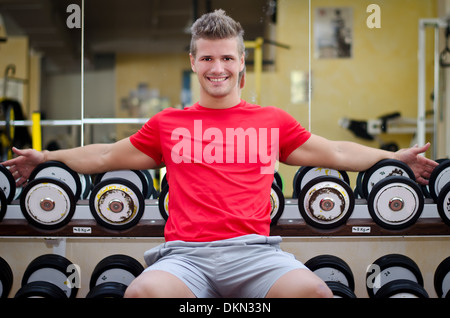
left=3, top=10, right=437, bottom=298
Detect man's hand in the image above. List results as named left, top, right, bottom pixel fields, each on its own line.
left=1, top=147, right=46, bottom=186
left=394, top=143, right=439, bottom=185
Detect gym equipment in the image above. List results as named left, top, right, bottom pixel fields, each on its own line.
left=0, top=164, right=16, bottom=204
left=0, top=256, right=13, bottom=298
left=325, top=281, right=357, bottom=298
left=15, top=281, right=68, bottom=298
left=21, top=254, right=79, bottom=298
left=366, top=253, right=424, bottom=298
left=0, top=190, right=6, bottom=222
left=292, top=166, right=349, bottom=198
left=429, top=159, right=450, bottom=202
left=29, top=161, right=82, bottom=201
left=86, top=281, right=128, bottom=298
left=367, top=176, right=424, bottom=230
left=304, top=254, right=355, bottom=291
left=373, top=279, right=429, bottom=298
left=158, top=183, right=286, bottom=225
left=79, top=173, right=92, bottom=200
left=89, top=178, right=145, bottom=230
left=273, top=171, right=284, bottom=191
left=89, top=254, right=144, bottom=290
left=158, top=184, right=169, bottom=221
left=95, top=170, right=151, bottom=200
left=298, top=176, right=355, bottom=229
left=437, top=183, right=450, bottom=226
left=269, top=183, right=285, bottom=225
left=20, top=177, right=76, bottom=230
left=361, top=159, right=416, bottom=199
left=434, top=256, right=450, bottom=298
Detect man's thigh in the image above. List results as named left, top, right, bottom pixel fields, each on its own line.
left=265, top=268, right=333, bottom=298
left=124, top=270, right=196, bottom=298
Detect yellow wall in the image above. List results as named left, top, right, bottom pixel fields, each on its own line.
left=0, top=36, right=30, bottom=114
left=238, top=0, right=438, bottom=196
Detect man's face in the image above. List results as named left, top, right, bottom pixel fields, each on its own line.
left=190, top=37, right=245, bottom=100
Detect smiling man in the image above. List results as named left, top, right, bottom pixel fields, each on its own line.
left=2, top=10, right=438, bottom=298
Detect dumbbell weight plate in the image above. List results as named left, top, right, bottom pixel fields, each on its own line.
left=434, top=256, right=450, bottom=298
left=298, top=176, right=355, bottom=229
left=0, top=190, right=7, bottom=221
left=86, top=281, right=128, bottom=298
left=429, top=159, right=450, bottom=202
left=15, top=281, right=68, bottom=298
left=95, top=170, right=149, bottom=199
left=437, top=183, right=450, bottom=226
left=367, top=176, right=424, bottom=230
left=89, top=178, right=144, bottom=230
left=304, top=254, right=355, bottom=291
left=0, top=164, right=16, bottom=204
left=362, top=159, right=415, bottom=199
left=270, top=183, right=285, bottom=225
left=373, top=280, right=429, bottom=298
left=325, top=281, right=357, bottom=298
left=89, top=254, right=144, bottom=290
left=29, top=161, right=82, bottom=201
left=0, top=256, right=13, bottom=298
left=21, top=254, right=78, bottom=298
left=366, top=253, right=424, bottom=298
left=158, top=184, right=169, bottom=221
left=20, top=178, right=76, bottom=230
left=293, top=166, right=349, bottom=199
left=79, top=173, right=92, bottom=200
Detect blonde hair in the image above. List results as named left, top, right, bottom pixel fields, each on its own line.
left=190, top=9, right=245, bottom=57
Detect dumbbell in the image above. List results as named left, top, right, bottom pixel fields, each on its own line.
left=427, top=160, right=450, bottom=225
left=86, top=254, right=144, bottom=298
left=304, top=254, right=356, bottom=298
left=366, top=253, right=428, bottom=298
left=0, top=164, right=16, bottom=221
left=429, top=159, right=450, bottom=202
left=367, top=176, right=424, bottom=230
left=292, top=166, right=349, bottom=199
left=358, top=159, right=416, bottom=199
left=357, top=159, right=424, bottom=230
left=20, top=177, right=76, bottom=230
left=298, top=176, right=355, bottom=229
left=29, top=161, right=83, bottom=201
left=158, top=182, right=285, bottom=226
left=89, top=178, right=145, bottom=231
left=95, top=169, right=154, bottom=199
left=434, top=256, right=450, bottom=298
left=16, top=254, right=79, bottom=298
left=0, top=256, right=13, bottom=298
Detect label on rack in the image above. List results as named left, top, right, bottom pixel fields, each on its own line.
left=73, top=227, right=92, bottom=234
left=352, top=226, right=371, bottom=233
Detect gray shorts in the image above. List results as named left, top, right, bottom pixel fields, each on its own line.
left=143, top=234, right=308, bottom=298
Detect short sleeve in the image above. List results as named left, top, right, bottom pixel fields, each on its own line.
left=276, top=108, right=311, bottom=162
left=129, top=114, right=164, bottom=166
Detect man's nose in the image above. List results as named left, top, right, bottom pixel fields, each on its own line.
left=211, top=59, right=225, bottom=73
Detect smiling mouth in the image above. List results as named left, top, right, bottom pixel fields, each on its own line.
left=207, top=76, right=228, bottom=83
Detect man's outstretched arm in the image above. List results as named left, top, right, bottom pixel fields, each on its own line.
left=1, top=138, right=159, bottom=186
left=284, top=134, right=438, bottom=185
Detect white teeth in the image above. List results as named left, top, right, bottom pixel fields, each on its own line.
left=209, top=78, right=227, bottom=82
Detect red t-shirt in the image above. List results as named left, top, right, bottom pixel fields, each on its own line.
left=130, top=100, right=311, bottom=242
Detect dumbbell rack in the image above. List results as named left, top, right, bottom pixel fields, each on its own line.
left=0, top=198, right=449, bottom=238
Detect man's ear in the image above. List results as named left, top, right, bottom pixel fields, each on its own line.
left=240, top=53, right=245, bottom=72
left=189, top=53, right=196, bottom=73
